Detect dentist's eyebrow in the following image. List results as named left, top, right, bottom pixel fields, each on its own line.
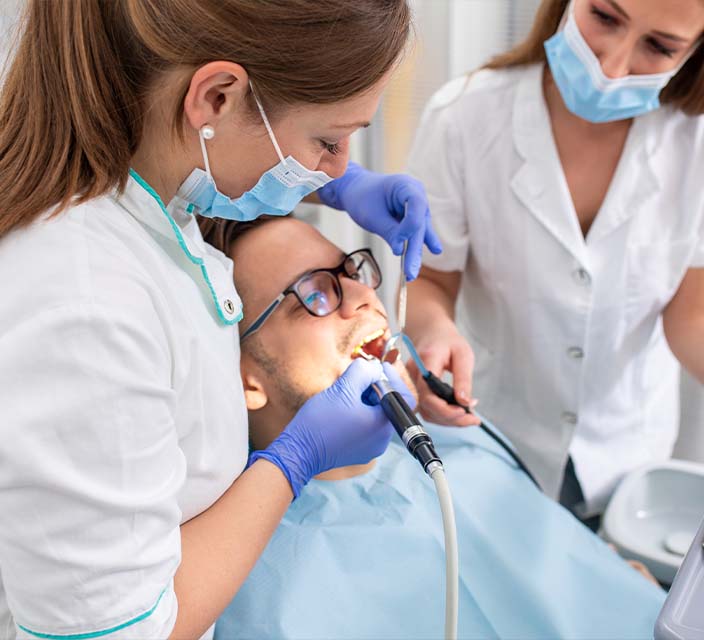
left=330, top=122, right=371, bottom=130
left=652, top=30, right=689, bottom=43
left=605, top=0, right=629, bottom=20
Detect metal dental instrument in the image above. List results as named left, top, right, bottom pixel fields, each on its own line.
left=383, top=202, right=409, bottom=359
left=397, top=236, right=407, bottom=335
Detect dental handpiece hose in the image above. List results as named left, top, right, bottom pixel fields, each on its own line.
left=372, top=376, right=459, bottom=640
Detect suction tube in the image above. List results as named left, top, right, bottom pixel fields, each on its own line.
left=372, top=378, right=443, bottom=475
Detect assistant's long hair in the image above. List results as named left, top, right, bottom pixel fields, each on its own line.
left=0, top=0, right=411, bottom=239
left=483, top=0, right=704, bottom=115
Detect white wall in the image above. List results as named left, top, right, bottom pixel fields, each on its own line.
left=0, top=0, right=23, bottom=78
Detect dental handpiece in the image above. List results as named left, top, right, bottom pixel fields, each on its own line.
left=372, top=374, right=443, bottom=476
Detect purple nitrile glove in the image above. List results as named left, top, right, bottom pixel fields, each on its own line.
left=248, top=358, right=395, bottom=498
left=317, top=162, right=443, bottom=281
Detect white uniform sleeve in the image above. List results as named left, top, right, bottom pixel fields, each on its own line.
left=691, top=207, right=704, bottom=268
left=0, top=301, right=185, bottom=639
left=407, top=78, right=470, bottom=272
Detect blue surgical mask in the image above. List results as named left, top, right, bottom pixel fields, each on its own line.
left=177, top=83, right=333, bottom=221
left=544, top=3, right=689, bottom=123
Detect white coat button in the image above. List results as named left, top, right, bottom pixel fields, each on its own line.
left=224, top=299, right=235, bottom=314
left=562, top=411, right=578, bottom=425
left=573, top=268, right=591, bottom=286
left=567, top=347, right=584, bottom=359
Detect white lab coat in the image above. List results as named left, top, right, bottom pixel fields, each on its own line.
left=409, top=64, right=704, bottom=513
left=0, top=172, right=248, bottom=638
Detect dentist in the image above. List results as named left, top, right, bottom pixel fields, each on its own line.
left=0, top=1, right=437, bottom=639
left=407, top=0, right=704, bottom=526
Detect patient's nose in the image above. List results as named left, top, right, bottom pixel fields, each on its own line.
left=338, top=277, right=379, bottom=318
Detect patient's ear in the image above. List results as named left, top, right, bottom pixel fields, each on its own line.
left=242, top=369, right=268, bottom=411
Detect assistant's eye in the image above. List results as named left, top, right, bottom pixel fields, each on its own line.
left=319, top=139, right=342, bottom=155
left=646, top=37, right=676, bottom=58
left=590, top=5, right=618, bottom=27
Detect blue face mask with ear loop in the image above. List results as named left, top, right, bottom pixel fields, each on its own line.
left=544, top=1, right=693, bottom=123
left=176, top=82, right=334, bottom=221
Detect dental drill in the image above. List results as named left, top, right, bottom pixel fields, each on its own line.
left=372, top=367, right=458, bottom=640
left=372, top=374, right=443, bottom=476
left=353, top=338, right=459, bottom=640
left=373, top=367, right=459, bottom=640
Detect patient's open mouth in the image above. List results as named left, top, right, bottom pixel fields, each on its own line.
left=351, top=329, right=399, bottom=364
left=351, top=329, right=387, bottom=361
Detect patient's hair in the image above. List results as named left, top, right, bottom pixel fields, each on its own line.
left=200, top=215, right=310, bottom=413
left=198, top=217, right=276, bottom=258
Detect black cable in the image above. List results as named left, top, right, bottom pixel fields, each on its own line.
left=423, top=371, right=542, bottom=491
left=477, top=422, right=541, bottom=490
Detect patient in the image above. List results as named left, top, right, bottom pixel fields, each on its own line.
left=202, top=216, right=664, bottom=640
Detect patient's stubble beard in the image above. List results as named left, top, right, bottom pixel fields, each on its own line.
left=244, top=321, right=367, bottom=417
left=244, top=336, right=309, bottom=415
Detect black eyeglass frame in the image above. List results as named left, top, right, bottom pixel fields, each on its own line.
left=240, top=248, right=382, bottom=340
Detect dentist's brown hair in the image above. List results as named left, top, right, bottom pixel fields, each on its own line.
left=0, top=0, right=410, bottom=238
left=483, top=0, right=704, bottom=115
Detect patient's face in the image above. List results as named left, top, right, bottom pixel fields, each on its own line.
left=233, top=218, right=408, bottom=429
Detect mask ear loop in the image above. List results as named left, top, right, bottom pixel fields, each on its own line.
left=249, top=80, right=287, bottom=166
left=199, top=125, right=215, bottom=182
left=555, top=0, right=572, bottom=33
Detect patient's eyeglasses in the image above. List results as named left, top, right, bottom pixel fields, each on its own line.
left=241, top=248, right=382, bottom=340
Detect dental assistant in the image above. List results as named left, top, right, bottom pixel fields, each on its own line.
left=406, top=0, right=704, bottom=524
left=0, top=2, right=440, bottom=639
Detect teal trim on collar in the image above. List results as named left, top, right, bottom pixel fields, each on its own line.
left=17, top=589, right=166, bottom=639
left=128, top=169, right=242, bottom=326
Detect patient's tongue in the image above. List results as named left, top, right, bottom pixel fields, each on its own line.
left=362, top=336, right=386, bottom=360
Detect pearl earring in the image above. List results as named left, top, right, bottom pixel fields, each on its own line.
left=200, top=125, right=215, bottom=140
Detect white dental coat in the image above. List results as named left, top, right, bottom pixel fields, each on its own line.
left=409, top=64, right=704, bottom=513
left=0, top=173, right=248, bottom=639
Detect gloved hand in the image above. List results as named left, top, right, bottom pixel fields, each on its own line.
left=317, top=162, right=443, bottom=281
left=406, top=321, right=480, bottom=428
left=248, top=359, right=396, bottom=498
